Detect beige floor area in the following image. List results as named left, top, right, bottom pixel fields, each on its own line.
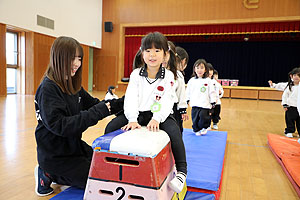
left=0, top=91, right=299, bottom=200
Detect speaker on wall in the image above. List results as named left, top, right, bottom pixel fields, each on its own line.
left=104, top=21, right=113, bottom=32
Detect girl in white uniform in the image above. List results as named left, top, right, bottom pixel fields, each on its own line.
left=282, top=68, right=300, bottom=138
left=163, top=41, right=188, bottom=134
left=104, top=32, right=187, bottom=193
left=211, top=70, right=224, bottom=130
left=174, top=46, right=190, bottom=134
left=186, top=59, right=216, bottom=135
left=104, top=85, right=118, bottom=100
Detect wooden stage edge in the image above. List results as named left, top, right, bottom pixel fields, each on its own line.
left=117, top=81, right=283, bottom=101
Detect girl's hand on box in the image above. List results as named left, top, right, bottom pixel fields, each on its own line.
left=122, top=122, right=141, bottom=131
left=147, top=119, right=159, bottom=132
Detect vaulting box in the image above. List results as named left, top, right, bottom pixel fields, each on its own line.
left=84, top=128, right=186, bottom=200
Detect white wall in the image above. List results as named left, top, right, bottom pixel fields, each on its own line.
left=0, top=0, right=102, bottom=48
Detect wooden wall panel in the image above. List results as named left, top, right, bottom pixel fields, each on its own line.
left=223, top=88, right=230, bottom=98
left=25, top=32, right=35, bottom=95
left=0, top=24, right=6, bottom=96
left=116, top=0, right=300, bottom=23
left=94, top=54, right=117, bottom=91
left=116, top=81, right=128, bottom=92
left=93, top=48, right=101, bottom=91
left=33, top=33, right=55, bottom=94
left=97, top=0, right=300, bottom=90
left=82, top=45, right=89, bottom=90
left=92, top=50, right=120, bottom=91
left=24, top=33, right=89, bottom=94
left=258, top=90, right=283, bottom=100
left=231, top=89, right=259, bottom=99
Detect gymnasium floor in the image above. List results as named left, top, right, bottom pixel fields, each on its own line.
left=0, top=91, right=299, bottom=200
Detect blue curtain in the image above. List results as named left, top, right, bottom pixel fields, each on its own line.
left=176, top=41, right=300, bottom=86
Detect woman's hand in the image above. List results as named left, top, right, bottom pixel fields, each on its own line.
left=181, top=113, right=189, bottom=121
left=107, top=96, right=124, bottom=114
left=122, top=122, right=141, bottom=131
left=105, top=102, right=111, bottom=112
left=147, top=119, right=159, bottom=132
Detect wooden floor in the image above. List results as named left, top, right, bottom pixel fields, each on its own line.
left=0, top=91, right=299, bottom=200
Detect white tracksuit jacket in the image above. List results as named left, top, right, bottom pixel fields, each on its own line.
left=212, top=79, right=224, bottom=105
left=124, top=66, right=176, bottom=123
left=186, top=77, right=217, bottom=109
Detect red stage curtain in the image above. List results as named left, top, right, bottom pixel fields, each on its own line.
left=124, top=37, right=141, bottom=78
left=123, top=21, right=300, bottom=78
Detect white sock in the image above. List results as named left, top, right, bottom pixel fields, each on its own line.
left=168, top=172, right=186, bottom=193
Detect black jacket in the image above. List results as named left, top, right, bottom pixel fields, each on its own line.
left=34, top=77, right=110, bottom=174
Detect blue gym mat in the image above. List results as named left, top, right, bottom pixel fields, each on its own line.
left=50, top=129, right=227, bottom=200
left=50, top=187, right=83, bottom=200
left=183, top=129, right=227, bottom=191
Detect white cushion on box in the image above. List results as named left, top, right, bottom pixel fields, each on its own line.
left=109, top=127, right=170, bottom=157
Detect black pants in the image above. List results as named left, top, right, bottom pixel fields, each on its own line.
left=105, top=112, right=187, bottom=174
left=211, top=104, right=221, bottom=124
left=285, top=106, right=300, bottom=135
left=45, top=144, right=93, bottom=189
left=173, top=103, right=183, bottom=134
left=191, top=107, right=211, bottom=132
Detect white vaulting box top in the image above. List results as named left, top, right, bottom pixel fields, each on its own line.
left=109, top=127, right=170, bottom=158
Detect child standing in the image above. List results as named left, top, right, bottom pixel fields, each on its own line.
left=163, top=41, right=188, bottom=134
left=173, top=46, right=190, bottom=134
left=206, top=63, right=215, bottom=130
left=105, top=85, right=118, bottom=100
left=175, top=46, right=189, bottom=74
left=207, top=63, right=214, bottom=79
left=186, top=59, right=216, bottom=135
left=211, top=70, right=224, bottom=130
left=282, top=67, right=300, bottom=138
left=104, top=32, right=187, bottom=193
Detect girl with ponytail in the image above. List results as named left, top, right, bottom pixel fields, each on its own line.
left=105, top=32, right=187, bottom=193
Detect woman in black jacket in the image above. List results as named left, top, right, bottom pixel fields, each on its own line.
left=34, top=36, right=121, bottom=196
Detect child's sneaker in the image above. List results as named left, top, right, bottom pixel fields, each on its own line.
left=200, top=128, right=207, bottom=135
left=285, top=133, right=293, bottom=138
left=206, top=127, right=211, bottom=130
left=34, top=165, right=54, bottom=196
left=212, top=124, right=218, bottom=130
left=195, top=131, right=201, bottom=136
left=298, top=138, right=300, bottom=144
left=169, top=172, right=186, bottom=193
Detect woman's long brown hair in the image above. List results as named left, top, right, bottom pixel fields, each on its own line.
left=45, top=36, right=83, bottom=95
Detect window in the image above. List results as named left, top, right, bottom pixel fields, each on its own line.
left=6, top=68, right=17, bottom=93
left=6, top=32, right=18, bottom=94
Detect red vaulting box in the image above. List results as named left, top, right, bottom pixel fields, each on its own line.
left=87, top=127, right=175, bottom=189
